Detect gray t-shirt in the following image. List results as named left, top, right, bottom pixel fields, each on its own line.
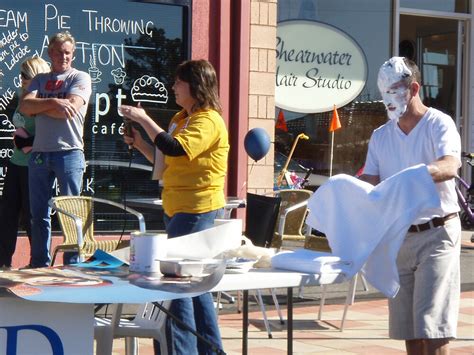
left=27, top=68, right=92, bottom=152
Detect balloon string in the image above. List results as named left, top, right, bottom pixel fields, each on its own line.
left=241, top=163, right=253, bottom=197
left=249, top=161, right=255, bottom=178
left=239, top=180, right=247, bottom=198
left=238, top=162, right=255, bottom=198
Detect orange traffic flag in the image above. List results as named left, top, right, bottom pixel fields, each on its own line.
left=329, top=105, right=341, bottom=132
left=276, top=109, right=288, bottom=132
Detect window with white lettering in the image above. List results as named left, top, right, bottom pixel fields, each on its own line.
left=0, top=0, right=190, bottom=231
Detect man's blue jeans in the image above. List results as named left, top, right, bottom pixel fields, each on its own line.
left=154, top=209, right=224, bottom=355
left=28, top=150, right=85, bottom=267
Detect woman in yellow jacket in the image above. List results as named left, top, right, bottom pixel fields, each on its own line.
left=121, top=59, right=229, bottom=355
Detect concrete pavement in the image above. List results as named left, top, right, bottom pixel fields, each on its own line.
left=107, top=291, right=473, bottom=354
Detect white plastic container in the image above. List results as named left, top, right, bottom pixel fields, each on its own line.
left=159, top=258, right=204, bottom=277
left=159, top=258, right=222, bottom=277
left=129, top=232, right=167, bottom=273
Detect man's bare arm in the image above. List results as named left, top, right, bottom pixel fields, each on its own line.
left=19, top=92, right=82, bottom=119
left=427, top=155, right=460, bottom=183
left=360, top=156, right=459, bottom=186
left=43, top=94, right=85, bottom=119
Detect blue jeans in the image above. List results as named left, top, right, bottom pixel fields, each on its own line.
left=154, top=209, right=224, bottom=355
left=28, top=150, right=85, bottom=267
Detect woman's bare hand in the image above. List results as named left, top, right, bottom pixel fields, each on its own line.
left=123, top=126, right=143, bottom=148
left=119, top=105, right=147, bottom=123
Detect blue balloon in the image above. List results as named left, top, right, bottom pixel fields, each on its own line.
left=244, top=128, right=271, bottom=162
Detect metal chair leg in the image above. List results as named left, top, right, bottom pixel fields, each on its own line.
left=360, top=274, right=370, bottom=292
left=125, top=336, right=138, bottom=355
left=255, top=290, right=273, bottom=338
left=237, top=290, right=242, bottom=313
left=297, top=285, right=305, bottom=298
left=215, top=292, right=222, bottom=317
left=270, top=289, right=284, bottom=324
left=318, top=285, right=327, bottom=320
left=348, top=273, right=358, bottom=305
left=340, top=274, right=358, bottom=331
left=220, top=291, right=235, bottom=303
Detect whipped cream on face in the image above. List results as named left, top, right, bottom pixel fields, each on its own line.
left=377, top=57, right=412, bottom=121
left=381, top=87, right=410, bottom=121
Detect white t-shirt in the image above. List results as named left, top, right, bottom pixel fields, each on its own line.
left=364, top=107, right=461, bottom=223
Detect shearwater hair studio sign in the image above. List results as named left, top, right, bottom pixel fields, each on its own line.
left=276, top=20, right=367, bottom=113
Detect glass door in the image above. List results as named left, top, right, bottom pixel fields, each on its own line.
left=399, top=15, right=462, bottom=125
left=399, top=13, right=471, bottom=179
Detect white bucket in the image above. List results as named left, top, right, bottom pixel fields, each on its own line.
left=129, top=232, right=167, bottom=273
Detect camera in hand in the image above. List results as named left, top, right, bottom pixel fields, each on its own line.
left=123, top=118, right=134, bottom=152
left=123, top=118, right=133, bottom=136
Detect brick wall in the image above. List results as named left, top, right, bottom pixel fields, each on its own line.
left=247, top=0, right=277, bottom=194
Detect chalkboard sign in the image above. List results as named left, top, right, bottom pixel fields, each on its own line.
left=0, top=0, right=190, bottom=230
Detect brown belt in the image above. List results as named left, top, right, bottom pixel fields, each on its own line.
left=408, top=213, right=458, bottom=233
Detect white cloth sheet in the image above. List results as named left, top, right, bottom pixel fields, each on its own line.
left=305, top=164, right=440, bottom=297
left=166, top=219, right=243, bottom=259
left=271, top=249, right=352, bottom=274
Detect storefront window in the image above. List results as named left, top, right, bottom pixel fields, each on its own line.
left=0, top=0, right=190, bottom=230
left=276, top=0, right=391, bottom=186
left=400, top=0, right=470, bottom=13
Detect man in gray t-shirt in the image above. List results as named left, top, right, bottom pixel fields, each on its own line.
left=20, top=31, right=92, bottom=267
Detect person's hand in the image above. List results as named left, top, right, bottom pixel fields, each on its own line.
left=426, top=164, right=440, bottom=176
left=119, top=104, right=147, bottom=123
left=123, top=126, right=142, bottom=148
left=54, top=98, right=78, bottom=119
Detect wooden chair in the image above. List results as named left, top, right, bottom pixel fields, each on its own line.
left=49, top=196, right=146, bottom=265
left=270, top=189, right=313, bottom=248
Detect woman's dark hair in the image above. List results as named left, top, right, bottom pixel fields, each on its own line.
left=175, top=59, right=222, bottom=114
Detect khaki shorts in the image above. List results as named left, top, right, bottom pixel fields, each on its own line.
left=389, top=216, right=461, bottom=340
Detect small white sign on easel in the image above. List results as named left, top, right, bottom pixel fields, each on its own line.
left=0, top=298, right=93, bottom=355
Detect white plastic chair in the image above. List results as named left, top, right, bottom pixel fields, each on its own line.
left=94, top=301, right=170, bottom=355
left=316, top=273, right=358, bottom=331
left=300, top=220, right=369, bottom=331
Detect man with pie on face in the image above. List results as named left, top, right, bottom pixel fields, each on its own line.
left=19, top=31, right=92, bottom=267
left=359, top=57, right=461, bottom=355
